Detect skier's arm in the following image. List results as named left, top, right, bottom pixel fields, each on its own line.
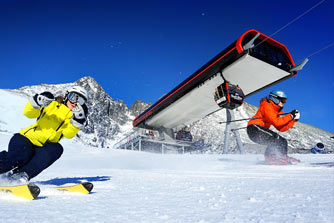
left=70, top=104, right=87, bottom=129
left=263, top=104, right=293, bottom=130
left=23, top=92, right=55, bottom=119
left=276, top=119, right=295, bottom=132
left=23, top=101, right=41, bottom=119
left=61, top=120, right=80, bottom=139
left=62, top=104, right=87, bottom=139
left=275, top=110, right=298, bottom=132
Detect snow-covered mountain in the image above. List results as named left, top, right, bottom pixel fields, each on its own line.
left=1, top=76, right=333, bottom=152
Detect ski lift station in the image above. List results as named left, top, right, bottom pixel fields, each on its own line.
left=114, top=29, right=307, bottom=154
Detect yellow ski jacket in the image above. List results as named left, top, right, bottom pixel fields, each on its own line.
left=19, top=101, right=80, bottom=147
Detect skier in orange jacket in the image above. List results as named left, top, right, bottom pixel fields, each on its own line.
left=247, top=90, right=300, bottom=165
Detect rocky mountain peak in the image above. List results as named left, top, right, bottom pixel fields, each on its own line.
left=130, top=100, right=152, bottom=117
left=75, top=76, right=101, bottom=94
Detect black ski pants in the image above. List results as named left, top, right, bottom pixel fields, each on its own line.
left=0, top=133, right=63, bottom=179
left=247, top=124, right=288, bottom=156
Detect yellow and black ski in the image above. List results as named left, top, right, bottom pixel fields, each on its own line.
left=0, top=183, right=40, bottom=200
left=55, top=182, right=93, bottom=194
left=0, top=182, right=93, bottom=200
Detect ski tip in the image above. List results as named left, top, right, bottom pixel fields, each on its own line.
left=82, top=182, right=93, bottom=193
left=28, top=183, right=40, bottom=199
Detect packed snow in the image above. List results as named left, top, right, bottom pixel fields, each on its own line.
left=0, top=132, right=333, bottom=223
left=0, top=90, right=35, bottom=133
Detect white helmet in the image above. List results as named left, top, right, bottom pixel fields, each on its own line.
left=68, top=86, right=88, bottom=101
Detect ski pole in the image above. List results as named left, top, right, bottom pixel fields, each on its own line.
left=231, top=127, right=248, bottom=131
left=218, top=117, right=262, bottom=124
left=218, top=113, right=290, bottom=124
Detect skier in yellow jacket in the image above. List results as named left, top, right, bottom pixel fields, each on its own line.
left=0, top=86, right=88, bottom=183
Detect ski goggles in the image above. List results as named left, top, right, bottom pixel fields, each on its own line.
left=280, top=98, right=287, bottom=104
left=68, top=92, right=86, bottom=105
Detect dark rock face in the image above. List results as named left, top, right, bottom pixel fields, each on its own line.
left=130, top=100, right=152, bottom=117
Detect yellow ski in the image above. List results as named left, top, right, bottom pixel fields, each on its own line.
left=56, top=182, right=93, bottom=194
left=0, top=183, right=40, bottom=200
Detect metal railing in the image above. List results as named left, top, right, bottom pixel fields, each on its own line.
left=114, top=128, right=194, bottom=154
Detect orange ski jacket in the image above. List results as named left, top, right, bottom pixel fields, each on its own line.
left=248, top=99, right=295, bottom=132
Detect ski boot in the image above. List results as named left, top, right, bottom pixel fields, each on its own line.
left=7, top=171, right=30, bottom=184
left=264, top=154, right=290, bottom=165
left=285, top=155, right=301, bottom=164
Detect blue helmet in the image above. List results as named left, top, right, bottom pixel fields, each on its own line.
left=269, top=90, right=287, bottom=105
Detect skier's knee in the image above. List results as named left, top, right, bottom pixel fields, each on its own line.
left=47, top=143, right=64, bottom=160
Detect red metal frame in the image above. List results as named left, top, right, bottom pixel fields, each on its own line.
left=236, top=29, right=295, bottom=67
left=133, top=47, right=237, bottom=127
left=133, top=29, right=296, bottom=127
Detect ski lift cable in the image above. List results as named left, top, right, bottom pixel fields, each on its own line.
left=253, top=0, right=326, bottom=50
left=297, top=42, right=334, bottom=63
left=202, top=1, right=327, bottom=121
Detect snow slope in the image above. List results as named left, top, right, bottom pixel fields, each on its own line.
left=0, top=133, right=333, bottom=223
left=0, top=90, right=35, bottom=133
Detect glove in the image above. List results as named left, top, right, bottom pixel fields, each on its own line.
left=30, top=92, right=54, bottom=109
left=290, top=109, right=300, bottom=121
left=70, top=103, right=87, bottom=129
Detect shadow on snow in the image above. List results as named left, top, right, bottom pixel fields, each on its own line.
left=37, top=176, right=111, bottom=186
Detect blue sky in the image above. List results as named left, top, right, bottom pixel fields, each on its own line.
left=0, top=0, right=333, bottom=133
